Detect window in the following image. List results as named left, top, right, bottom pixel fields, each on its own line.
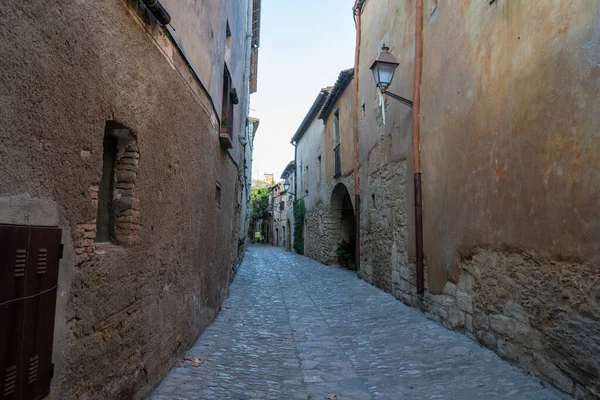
left=299, top=162, right=303, bottom=195
left=317, top=155, right=322, bottom=191
left=333, top=109, right=342, bottom=177
left=221, top=65, right=233, bottom=138
left=216, top=182, right=222, bottom=208
left=333, top=109, right=341, bottom=145
left=95, top=121, right=140, bottom=245
left=305, top=165, right=309, bottom=194
left=96, top=132, right=118, bottom=243
left=334, top=146, right=342, bottom=177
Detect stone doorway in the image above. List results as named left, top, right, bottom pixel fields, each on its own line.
left=329, top=183, right=355, bottom=268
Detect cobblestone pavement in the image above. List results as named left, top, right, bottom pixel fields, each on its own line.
left=150, top=245, right=562, bottom=400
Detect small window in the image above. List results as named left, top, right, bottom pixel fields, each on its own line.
left=333, top=110, right=342, bottom=177
left=299, top=162, right=303, bottom=194
left=96, top=132, right=118, bottom=242
left=216, top=182, right=222, bottom=208
left=317, top=155, right=322, bottom=191
left=221, top=65, right=233, bottom=138
left=305, top=165, right=309, bottom=194
left=95, top=121, right=140, bottom=246
left=333, top=109, right=341, bottom=145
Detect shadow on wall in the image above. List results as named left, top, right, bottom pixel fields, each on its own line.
left=329, top=183, right=355, bottom=266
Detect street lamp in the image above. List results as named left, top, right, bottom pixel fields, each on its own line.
left=283, top=179, right=295, bottom=196
left=370, top=45, right=413, bottom=108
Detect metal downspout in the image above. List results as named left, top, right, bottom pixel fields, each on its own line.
left=413, top=0, right=425, bottom=296
left=352, top=1, right=363, bottom=272
left=293, top=142, right=298, bottom=197
left=240, top=0, right=253, bottom=244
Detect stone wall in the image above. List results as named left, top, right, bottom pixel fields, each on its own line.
left=364, top=160, right=408, bottom=294
left=353, top=1, right=600, bottom=398
left=304, top=201, right=331, bottom=264
left=0, top=0, right=250, bottom=398
left=360, top=134, right=409, bottom=294
left=418, top=249, right=600, bottom=399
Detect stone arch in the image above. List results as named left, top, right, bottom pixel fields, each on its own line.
left=328, top=183, right=356, bottom=267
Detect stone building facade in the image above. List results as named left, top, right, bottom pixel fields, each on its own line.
left=280, top=161, right=296, bottom=252
left=291, top=70, right=357, bottom=266
left=0, top=0, right=260, bottom=399
left=291, top=1, right=599, bottom=397
left=350, top=0, right=600, bottom=398
left=291, top=88, right=331, bottom=261
left=319, top=69, right=357, bottom=266
left=270, top=181, right=292, bottom=250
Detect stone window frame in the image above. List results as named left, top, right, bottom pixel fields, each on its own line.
left=76, top=121, right=141, bottom=254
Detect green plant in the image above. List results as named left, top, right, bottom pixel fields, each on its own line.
left=293, top=199, right=305, bottom=254
left=335, top=239, right=355, bottom=266
left=221, top=114, right=228, bottom=126
left=249, top=187, right=271, bottom=238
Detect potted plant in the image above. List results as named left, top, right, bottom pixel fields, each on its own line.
left=220, top=114, right=228, bottom=134
left=335, top=239, right=356, bottom=270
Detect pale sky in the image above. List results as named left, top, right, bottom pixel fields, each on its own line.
left=250, top=0, right=356, bottom=180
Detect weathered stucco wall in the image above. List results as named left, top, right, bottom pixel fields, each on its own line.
left=0, top=0, right=249, bottom=398
left=296, top=118, right=327, bottom=210
left=421, top=0, right=600, bottom=292
left=325, top=83, right=355, bottom=179
left=419, top=2, right=600, bottom=397
left=357, top=0, right=600, bottom=397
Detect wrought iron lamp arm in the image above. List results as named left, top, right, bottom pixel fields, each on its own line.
left=382, top=90, right=413, bottom=108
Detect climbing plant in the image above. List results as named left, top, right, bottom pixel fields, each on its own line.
left=293, top=199, right=305, bottom=254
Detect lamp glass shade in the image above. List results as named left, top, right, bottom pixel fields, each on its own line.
left=283, top=182, right=290, bottom=192
left=370, top=45, right=400, bottom=90
left=373, top=62, right=397, bottom=90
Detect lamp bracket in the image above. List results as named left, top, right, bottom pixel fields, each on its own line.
left=382, top=90, right=413, bottom=108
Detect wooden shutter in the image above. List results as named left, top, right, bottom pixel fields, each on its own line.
left=0, top=224, right=62, bottom=400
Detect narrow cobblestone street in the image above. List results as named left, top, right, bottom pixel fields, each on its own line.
left=150, top=246, right=561, bottom=400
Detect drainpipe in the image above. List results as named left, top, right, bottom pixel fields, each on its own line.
left=293, top=142, right=298, bottom=197
left=352, top=0, right=363, bottom=272
left=413, top=0, right=424, bottom=295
